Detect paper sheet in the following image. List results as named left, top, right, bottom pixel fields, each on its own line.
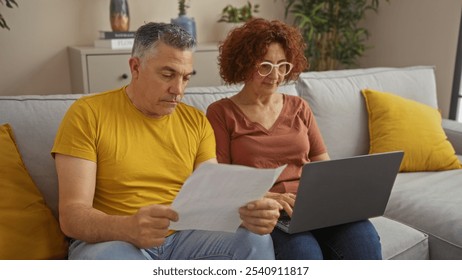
left=170, top=163, right=286, bottom=233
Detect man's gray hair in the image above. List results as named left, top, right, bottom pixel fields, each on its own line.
left=131, top=22, right=196, bottom=60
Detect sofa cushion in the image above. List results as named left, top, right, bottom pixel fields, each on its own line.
left=0, top=124, right=68, bottom=259
left=385, top=165, right=462, bottom=259
left=0, top=94, right=83, bottom=217
left=297, top=66, right=438, bottom=159
left=370, top=217, right=429, bottom=260
left=362, top=89, right=461, bottom=171
left=183, top=82, right=298, bottom=112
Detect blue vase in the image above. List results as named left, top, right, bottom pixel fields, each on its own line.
left=171, top=15, right=197, bottom=40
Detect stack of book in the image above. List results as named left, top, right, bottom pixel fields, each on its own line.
left=94, top=31, right=135, bottom=49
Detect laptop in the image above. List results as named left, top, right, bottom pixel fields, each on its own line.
left=276, top=151, right=404, bottom=234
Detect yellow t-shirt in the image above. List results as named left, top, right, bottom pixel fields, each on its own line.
left=52, top=87, right=216, bottom=216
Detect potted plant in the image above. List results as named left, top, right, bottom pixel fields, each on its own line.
left=218, top=1, right=260, bottom=23
left=178, top=0, right=188, bottom=16
left=217, top=1, right=259, bottom=41
left=171, top=0, right=196, bottom=39
left=0, top=0, right=18, bottom=30
left=284, top=0, right=389, bottom=71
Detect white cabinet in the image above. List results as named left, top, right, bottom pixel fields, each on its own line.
left=68, top=47, right=130, bottom=94
left=68, top=43, right=221, bottom=94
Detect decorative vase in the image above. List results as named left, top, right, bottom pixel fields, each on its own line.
left=171, top=15, right=197, bottom=40
left=110, top=0, right=130, bottom=32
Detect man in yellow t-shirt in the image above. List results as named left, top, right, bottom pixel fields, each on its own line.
left=52, top=22, right=281, bottom=260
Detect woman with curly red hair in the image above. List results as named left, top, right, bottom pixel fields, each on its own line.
left=206, top=18, right=382, bottom=260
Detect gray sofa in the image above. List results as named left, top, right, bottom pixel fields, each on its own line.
left=1, top=65, right=461, bottom=259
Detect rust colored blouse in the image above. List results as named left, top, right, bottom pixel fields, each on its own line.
left=206, top=94, right=327, bottom=193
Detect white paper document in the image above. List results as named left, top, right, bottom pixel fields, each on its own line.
left=170, top=163, right=287, bottom=233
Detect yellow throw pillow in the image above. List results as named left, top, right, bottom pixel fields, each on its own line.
left=361, top=89, right=462, bottom=172
left=0, top=124, right=68, bottom=259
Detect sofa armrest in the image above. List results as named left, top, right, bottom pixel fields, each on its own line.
left=442, top=119, right=462, bottom=155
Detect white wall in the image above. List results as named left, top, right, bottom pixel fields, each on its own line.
left=0, top=0, right=461, bottom=118
left=0, top=0, right=286, bottom=96
left=360, top=0, right=462, bottom=118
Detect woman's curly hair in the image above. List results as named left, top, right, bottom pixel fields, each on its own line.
left=219, top=18, right=308, bottom=85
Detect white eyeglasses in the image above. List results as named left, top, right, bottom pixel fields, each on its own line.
left=257, top=61, right=294, bottom=77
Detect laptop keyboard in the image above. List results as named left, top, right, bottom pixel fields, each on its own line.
left=278, top=210, right=291, bottom=227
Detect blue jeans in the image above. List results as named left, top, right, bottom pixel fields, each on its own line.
left=68, top=227, right=275, bottom=260
left=271, top=219, right=382, bottom=260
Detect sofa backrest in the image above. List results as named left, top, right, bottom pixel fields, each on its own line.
left=0, top=83, right=297, bottom=217
left=297, top=66, right=438, bottom=159
left=0, top=94, right=83, bottom=216
left=182, top=82, right=298, bottom=112
left=1, top=67, right=439, bottom=216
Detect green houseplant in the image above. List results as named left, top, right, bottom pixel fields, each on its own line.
left=218, top=1, right=260, bottom=23
left=178, top=0, right=189, bottom=16
left=0, top=0, right=18, bottom=30
left=284, top=0, right=389, bottom=71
